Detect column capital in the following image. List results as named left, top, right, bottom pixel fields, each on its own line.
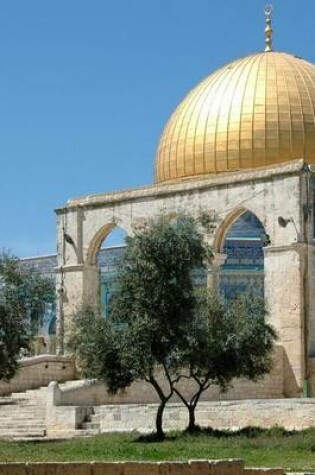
left=211, top=252, right=227, bottom=268
left=55, top=263, right=100, bottom=273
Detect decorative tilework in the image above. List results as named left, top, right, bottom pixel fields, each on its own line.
left=220, top=211, right=265, bottom=299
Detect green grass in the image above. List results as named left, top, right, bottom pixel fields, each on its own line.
left=0, top=428, right=315, bottom=471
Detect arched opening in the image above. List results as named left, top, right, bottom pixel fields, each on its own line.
left=97, top=227, right=127, bottom=318
left=219, top=210, right=265, bottom=300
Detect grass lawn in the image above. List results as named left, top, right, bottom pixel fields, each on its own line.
left=0, top=428, right=315, bottom=472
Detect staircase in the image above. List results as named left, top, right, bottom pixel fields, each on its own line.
left=0, top=382, right=101, bottom=440
left=0, top=387, right=48, bottom=439
left=80, top=407, right=101, bottom=434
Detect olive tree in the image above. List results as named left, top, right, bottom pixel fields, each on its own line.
left=69, top=215, right=208, bottom=439
left=0, top=252, right=55, bottom=380
left=69, top=215, right=276, bottom=437
left=173, top=292, right=277, bottom=432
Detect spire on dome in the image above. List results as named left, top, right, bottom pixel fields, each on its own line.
left=264, top=4, right=273, bottom=52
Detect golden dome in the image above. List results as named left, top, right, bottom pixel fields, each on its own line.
left=155, top=51, right=315, bottom=183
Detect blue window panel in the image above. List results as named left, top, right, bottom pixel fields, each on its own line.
left=221, top=211, right=265, bottom=299
left=99, top=246, right=126, bottom=318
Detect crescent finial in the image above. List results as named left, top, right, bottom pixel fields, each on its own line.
left=264, top=4, right=273, bottom=52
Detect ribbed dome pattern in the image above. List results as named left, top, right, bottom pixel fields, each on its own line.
left=155, top=52, right=315, bottom=183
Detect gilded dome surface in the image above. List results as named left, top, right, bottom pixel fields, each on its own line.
left=155, top=52, right=315, bottom=183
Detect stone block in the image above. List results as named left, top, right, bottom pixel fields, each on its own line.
left=124, top=462, right=159, bottom=475
left=212, top=460, right=244, bottom=475
left=158, top=462, right=190, bottom=475
left=28, top=463, right=91, bottom=475
left=189, top=460, right=210, bottom=474
left=92, top=462, right=123, bottom=475
left=244, top=469, right=284, bottom=475
left=0, top=464, right=27, bottom=475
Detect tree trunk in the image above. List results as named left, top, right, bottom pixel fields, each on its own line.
left=187, top=404, right=198, bottom=432
left=156, top=399, right=167, bottom=439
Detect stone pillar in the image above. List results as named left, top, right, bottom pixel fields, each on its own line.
left=56, top=264, right=101, bottom=354
left=83, top=264, right=101, bottom=311
left=207, top=253, right=227, bottom=292
left=307, top=246, right=315, bottom=357
left=264, top=244, right=307, bottom=397
left=55, top=278, right=65, bottom=355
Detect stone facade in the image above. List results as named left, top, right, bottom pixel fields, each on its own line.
left=55, top=159, right=315, bottom=398
left=0, top=355, right=76, bottom=397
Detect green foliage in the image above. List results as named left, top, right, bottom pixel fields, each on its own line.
left=68, top=305, right=134, bottom=393
left=110, top=215, right=208, bottom=384
left=114, top=216, right=206, bottom=327
left=70, top=215, right=208, bottom=438
left=69, top=215, right=276, bottom=436
left=229, top=295, right=277, bottom=380
left=173, top=292, right=277, bottom=431
left=184, top=292, right=276, bottom=385
left=0, top=251, right=55, bottom=381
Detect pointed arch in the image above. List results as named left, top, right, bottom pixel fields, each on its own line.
left=217, top=209, right=266, bottom=300
left=86, top=222, right=128, bottom=266
left=214, top=207, right=248, bottom=253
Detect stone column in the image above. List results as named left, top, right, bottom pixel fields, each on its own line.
left=56, top=263, right=101, bottom=354
left=55, top=278, right=65, bottom=355
left=207, top=253, right=227, bottom=292
left=83, top=264, right=101, bottom=311
left=264, top=243, right=307, bottom=397
left=307, top=246, right=315, bottom=357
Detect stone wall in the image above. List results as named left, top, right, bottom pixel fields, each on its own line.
left=308, top=358, right=315, bottom=396
left=0, top=355, right=76, bottom=396
left=0, top=461, right=284, bottom=475
left=56, top=160, right=308, bottom=397
left=49, top=346, right=284, bottom=407
left=96, top=399, right=315, bottom=434
left=0, top=344, right=284, bottom=401
left=46, top=379, right=315, bottom=435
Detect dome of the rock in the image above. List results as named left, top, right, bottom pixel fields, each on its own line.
left=155, top=51, right=315, bottom=183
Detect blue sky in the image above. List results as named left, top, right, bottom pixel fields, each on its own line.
left=1, top=0, right=315, bottom=257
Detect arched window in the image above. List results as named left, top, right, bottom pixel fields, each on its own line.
left=97, top=228, right=127, bottom=318
left=219, top=211, right=265, bottom=299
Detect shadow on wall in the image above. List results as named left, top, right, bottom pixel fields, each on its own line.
left=282, top=350, right=301, bottom=398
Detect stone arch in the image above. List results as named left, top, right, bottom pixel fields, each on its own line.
left=84, top=222, right=128, bottom=317
left=216, top=208, right=266, bottom=300
left=214, top=207, right=248, bottom=253
left=86, top=222, right=129, bottom=266
left=214, top=207, right=266, bottom=253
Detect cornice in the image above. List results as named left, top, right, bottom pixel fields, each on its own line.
left=55, top=159, right=305, bottom=214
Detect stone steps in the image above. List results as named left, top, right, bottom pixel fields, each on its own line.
left=0, top=416, right=45, bottom=421
left=47, top=429, right=100, bottom=439
left=82, top=421, right=100, bottom=430
left=0, top=418, right=45, bottom=423
left=1, top=381, right=102, bottom=439
left=11, top=393, right=47, bottom=401
left=0, top=429, right=46, bottom=439
left=81, top=409, right=101, bottom=432
left=0, top=386, right=48, bottom=439
left=0, top=421, right=45, bottom=431
left=74, top=429, right=100, bottom=437
left=0, top=407, right=45, bottom=420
